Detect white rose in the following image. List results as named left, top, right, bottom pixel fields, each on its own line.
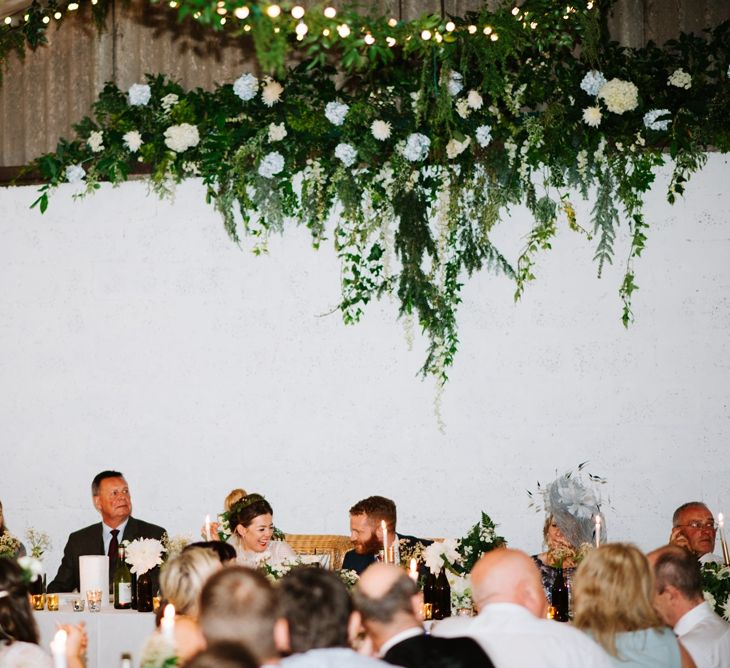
left=268, top=123, right=287, bottom=142
left=65, top=164, right=85, bottom=184
left=163, top=123, right=200, bottom=153
left=446, top=136, right=471, bottom=159
left=467, top=90, right=483, bottom=110
left=371, top=120, right=392, bottom=141
left=128, top=83, right=151, bottom=107
left=123, top=130, right=143, bottom=153
left=87, top=130, right=104, bottom=153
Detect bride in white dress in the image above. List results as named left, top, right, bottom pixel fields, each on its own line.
left=228, top=493, right=296, bottom=568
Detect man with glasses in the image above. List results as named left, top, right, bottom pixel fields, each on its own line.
left=669, top=501, right=722, bottom=564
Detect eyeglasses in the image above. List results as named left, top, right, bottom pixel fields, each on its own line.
left=675, top=520, right=718, bottom=531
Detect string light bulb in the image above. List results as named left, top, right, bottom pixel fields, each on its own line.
left=295, top=21, right=308, bottom=35
left=467, top=24, right=477, bottom=34
left=4, top=15, right=12, bottom=24
left=386, top=36, right=396, bottom=46
left=67, top=2, right=79, bottom=9
left=445, top=21, right=455, bottom=32
left=483, top=25, right=492, bottom=35
left=322, top=27, right=330, bottom=36
left=420, top=29, right=431, bottom=40
left=193, top=11, right=201, bottom=18
left=530, top=21, right=537, bottom=28
left=234, top=7, right=249, bottom=19
left=243, top=23, right=251, bottom=30
left=364, top=33, right=375, bottom=45
left=511, top=6, right=520, bottom=15
left=434, top=32, right=442, bottom=43
left=220, top=16, right=226, bottom=24
left=490, top=32, right=499, bottom=41
left=42, top=15, right=50, bottom=23
left=54, top=10, right=62, bottom=18
left=291, top=5, right=304, bottom=19
left=337, top=23, right=350, bottom=37
left=216, top=7, right=227, bottom=15
left=323, top=6, right=336, bottom=18
left=266, top=4, right=281, bottom=18
left=387, top=17, right=397, bottom=27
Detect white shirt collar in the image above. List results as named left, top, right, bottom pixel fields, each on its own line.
left=674, top=601, right=716, bottom=636
left=378, top=626, right=424, bottom=657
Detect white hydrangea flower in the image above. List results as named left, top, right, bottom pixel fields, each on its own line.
left=160, top=93, right=179, bottom=112
left=447, top=70, right=463, bottom=96
left=163, top=123, right=200, bottom=153
left=455, top=98, right=471, bottom=119
left=261, top=78, right=283, bottom=107
left=446, top=136, right=471, bottom=159
left=580, top=70, right=607, bottom=97
left=401, top=133, right=430, bottom=162
left=722, top=595, right=730, bottom=622
left=643, top=108, right=671, bottom=131
left=233, top=73, right=259, bottom=102
left=128, top=83, right=151, bottom=107
left=475, top=125, right=492, bottom=148
left=65, top=164, right=85, bottom=183
left=87, top=130, right=104, bottom=153
left=371, top=120, right=392, bottom=141
left=668, top=68, right=692, bottom=89
left=258, top=151, right=285, bottom=178
left=268, top=123, right=287, bottom=142
left=325, top=101, right=349, bottom=126
left=582, top=105, right=602, bottom=127
left=334, top=142, right=357, bottom=167
left=467, top=90, right=483, bottom=110
left=597, top=78, right=639, bottom=114
left=123, top=130, right=143, bottom=153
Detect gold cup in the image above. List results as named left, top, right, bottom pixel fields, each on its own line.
left=421, top=602, right=433, bottom=621
left=31, top=594, right=46, bottom=610
left=152, top=596, right=161, bottom=613
left=46, top=593, right=60, bottom=611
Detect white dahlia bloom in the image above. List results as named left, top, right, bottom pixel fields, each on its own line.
left=582, top=105, right=602, bottom=127
left=123, top=130, right=143, bottom=153
left=371, top=120, right=392, bottom=141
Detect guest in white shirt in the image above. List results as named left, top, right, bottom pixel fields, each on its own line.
left=276, top=566, right=387, bottom=668
left=649, top=544, right=730, bottom=668
left=669, top=502, right=723, bottom=564
left=466, top=548, right=615, bottom=668
left=199, top=566, right=281, bottom=667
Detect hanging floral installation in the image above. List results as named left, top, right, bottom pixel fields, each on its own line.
left=12, top=0, right=730, bottom=384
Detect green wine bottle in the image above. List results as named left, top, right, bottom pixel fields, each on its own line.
left=113, top=546, right=132, bottom=610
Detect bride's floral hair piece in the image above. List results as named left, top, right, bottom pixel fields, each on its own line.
left=229, top=494, right=274, bottom=530
left=528, top=462, right=608, bottom=549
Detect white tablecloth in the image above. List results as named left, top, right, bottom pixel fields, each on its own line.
left=35, top=595, right=156, bottom=668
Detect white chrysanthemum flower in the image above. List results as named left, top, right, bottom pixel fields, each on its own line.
left=258, top=151, right=285, bottom=178
left=233, top=73, right=259, bottom=102
left=475, top=124, right=492, bottom=148
left=125, top=538, right=165, bottom=575
left=128, top=83, right=151, bottom=106
left=447, top=70, right=463, bottom=96
left=467, top=90, right=483, bottom=110
left=261, top=78, right=283, bottom=107
left=580, top=70, right=607, bottom=97
left=643, top=108, right=671, bottom=131
left=334, top=142, right=357, bottom=167
left=87, top=130, right=104, bottom=153
left=160, top=93, right=179, bottom=112
left=163, top=123, right=200, bottom=153
left=455, top=98, right=470, bottom=119
left=123, top=130, right=143, bottom=153
left=65, top=164, right=85, bottom=184
left=668, top=68, right=692, bottom=89
left=446, top=136, right=471, bottom=159
left=704, top=590, right=717, bottom=611
left=268, top=123, right=287, bottom=142
left=371, top=120, right=392, bottom=141
left=401, top=133, right=430, bottom=162
left=582, top=105, right=602, bottom=127
left=423, top=539, right=460, bottom=575
left=325, top=101, right=349, bottom=126
left=597, top=78, right=639, bottom=114
left=722, top=595, right=730, bottom=622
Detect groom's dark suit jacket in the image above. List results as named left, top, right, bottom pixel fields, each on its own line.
left=383, top=633, right=495, bottom=668
left=47, top=516, right=166, bottom=593
left=341, top=533, right=432, bottom=574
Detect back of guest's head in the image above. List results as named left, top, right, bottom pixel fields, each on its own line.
left=0, top=559, right=39, bottom=644
left=651, top=544, right=703, bottom=601
left=186, top=642, right=258, bottom=668
left=278, top=567, right=353, bottom=652
left=228, top=493, right=274, bottom=531
left=199, top=566, right=278, bottom=662
left=353, top=563, right=417, bottom=624
left=573, top=543, right=663, bottom=656
left=349, top=496, right=396, bottom=529
left=184, top=541, right=237, bottom=564
left=224, top=488, right=248, bottom=512
left=160, top=548, right=221, bottom=617
left=91, top=470, right=124, bottom=495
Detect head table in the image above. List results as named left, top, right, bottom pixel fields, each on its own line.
left=34, top=595, right=155, bottom=668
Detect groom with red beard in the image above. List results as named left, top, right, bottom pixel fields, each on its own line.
left=342, top=496, right=430, bottom=574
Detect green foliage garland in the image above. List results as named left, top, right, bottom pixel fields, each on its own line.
left=24, top=0, right=730, bottom=384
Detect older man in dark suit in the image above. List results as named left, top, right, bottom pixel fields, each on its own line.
left=47, top=470, right=165, bottom=593
left=353, top=563, right=495, bottom=668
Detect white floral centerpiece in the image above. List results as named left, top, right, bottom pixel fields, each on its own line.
left=161, top=533, right=191, bottom=561
left=139, top=632, right=177, bottom=668
left=25, top=528, right=51, bottom=559
left=0, top=532, right=21, bottom=559
left=17, top=555, right=44, bottom=585
left=701, top=563, right=730, bottom=621
left=125, top=538, right=166, bottom=575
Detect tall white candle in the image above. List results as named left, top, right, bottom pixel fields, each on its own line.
left=409, top=558, right=418, bottom=581
left=205, top=514, right=212, bottom=541
left=161, top=603, right=176, bottom=643
left=719, top=513, right=730, bottom=566
left=594, top=515, right=602, bottom=549
left=50, top=629, right=67, bottom=668
left=381, top=520, right=388, bottom=564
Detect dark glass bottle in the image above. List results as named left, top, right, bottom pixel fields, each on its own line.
left=113, top=546, right=132, bottom=609
left=433, top=568, right=451, bottom=620
left=550, top=567, right=570, bottom=622
left=422, top=571, right=436, bottom=620
left=137, top=571, right=154, bottom=612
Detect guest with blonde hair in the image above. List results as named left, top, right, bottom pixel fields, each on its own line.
left=572, top=543, right=695, bottom=667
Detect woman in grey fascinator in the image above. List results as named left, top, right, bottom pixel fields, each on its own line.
left=529, top=464, right=607, bottom=605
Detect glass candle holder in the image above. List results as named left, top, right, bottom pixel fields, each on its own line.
left=31, top=594, right=46, bottom=611
left=46, top=593, right=60, bottom=611
left=86, top=589, right=102, bottom=613
left=71, top=598, right=85, bottom=612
